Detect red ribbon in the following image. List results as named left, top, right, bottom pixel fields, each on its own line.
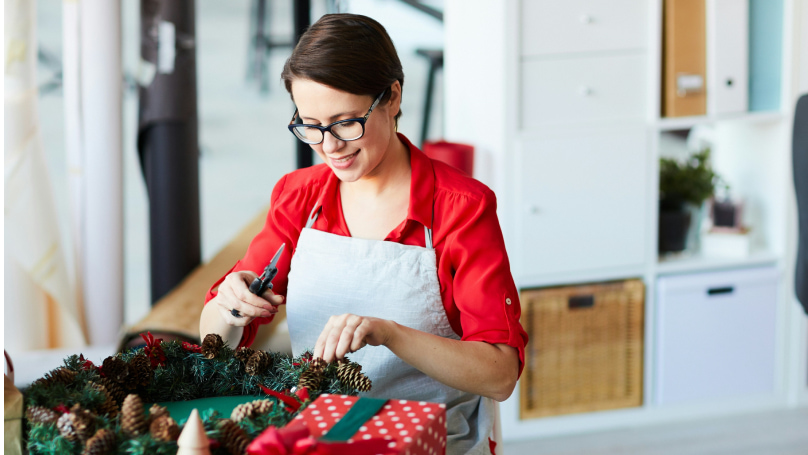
left=140, top=332, right=167, bottom=368
left=246, top=421, right=393, bottom=455
left=78, top=354, right=97, bottom=371
left=259, top=385, right=305, bottom=413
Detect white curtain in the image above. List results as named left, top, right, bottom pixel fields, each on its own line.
left=4, top=0, right=88, bottom=351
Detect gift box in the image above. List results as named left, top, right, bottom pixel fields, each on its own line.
left=249, top=394, right=447, bottom=455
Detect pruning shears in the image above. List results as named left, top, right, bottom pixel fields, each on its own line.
left=231, top=244, right=285, bottom=318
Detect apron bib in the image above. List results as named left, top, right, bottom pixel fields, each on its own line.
left=286, top=204, right=496, bottom=455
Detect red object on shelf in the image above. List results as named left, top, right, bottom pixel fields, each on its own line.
left=422, top=140, right=474, bottom=176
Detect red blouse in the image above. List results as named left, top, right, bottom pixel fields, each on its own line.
left=206, top=134, right=528, bottom=376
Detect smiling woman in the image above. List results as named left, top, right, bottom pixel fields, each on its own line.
left=199, top=13, right=528, bottom=455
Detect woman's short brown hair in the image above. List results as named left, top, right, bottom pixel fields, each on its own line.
left=281, top=14, right=404, bottom=122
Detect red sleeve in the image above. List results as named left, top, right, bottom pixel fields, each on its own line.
left=446, top=188, right=528, bottom=378
left=204, top=174, right=295, bottom=348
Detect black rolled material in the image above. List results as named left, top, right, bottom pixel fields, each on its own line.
left=293, top=0, right=314, bottom=169
left=137, top=0, right=201, bottom=304
left=793, top=94, right=808, bottom=315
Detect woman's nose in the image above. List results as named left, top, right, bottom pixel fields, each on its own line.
left=321, top=131, right=344, bottom=155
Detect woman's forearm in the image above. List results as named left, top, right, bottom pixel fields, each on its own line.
left=384, top=321, right=519, bottom=402
left=199, top=297, right=245, bottom=347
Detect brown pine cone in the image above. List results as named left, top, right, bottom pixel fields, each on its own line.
left=244, top=351, right=271, bottom=376
left=88, top=382, right=119, bottom=418
left=57, top=406, right=95, bottom=443
left=25, top=405, right=59, bottom=425
left=149, top=414, right=180, bottom=442
left=148, top=404, right=169, bottom=421
left=297, top=368, right=323, bottom=391
left=57, top=412, right=80, bottom=442
left=34, top=367, right=78, bottom=388
left=120, top=394, right=147, bottom=437
left=70, top=404, right=97, bottom=443
left=100, top=378, right=127, bottom=405
left=336, top=359, right=372, bottom=392
left=201, top=333, right=224, bottom=359
left=218, top=419, right=250, bottom=455
left=127, top=354, right=153, bottom=387
left=234, top=347, right=255, bottom=363
left=309, top=357, right=327, bottom=373
left=101, top=357, right=130, bottom=384
left=231, top=399, right=274, bottom=422
left=82, top=428, right=116, bottom=455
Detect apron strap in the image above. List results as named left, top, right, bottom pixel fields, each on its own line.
left=305, top=205, right=321, bottom=229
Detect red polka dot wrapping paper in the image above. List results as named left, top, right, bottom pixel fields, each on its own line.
left=292, top=394, right=447, bottom=455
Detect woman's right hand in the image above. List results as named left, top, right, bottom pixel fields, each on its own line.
left=215, top=271, right=284, bottom=326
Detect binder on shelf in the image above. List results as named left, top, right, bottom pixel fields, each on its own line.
left=706, top=0, right=748, bottom=115
left=748, top=0, right=783, bottom=111
left=662, top=0, right=707, bottom=118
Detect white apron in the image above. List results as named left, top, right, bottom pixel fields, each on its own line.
left=286, top=202, right=496, bottom=455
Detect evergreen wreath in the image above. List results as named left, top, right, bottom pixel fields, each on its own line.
left=23, top=333, right=371, bottom=455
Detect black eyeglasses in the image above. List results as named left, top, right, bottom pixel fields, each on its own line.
left=288, top=90, right=386, bottom=145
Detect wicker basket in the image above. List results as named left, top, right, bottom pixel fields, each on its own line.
left=520, top=279, right=645, bottom=419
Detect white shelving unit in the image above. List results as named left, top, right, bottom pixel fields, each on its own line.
left=444, top=0, right=807, bottom=442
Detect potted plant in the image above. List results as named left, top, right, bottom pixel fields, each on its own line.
left=658, top=149, right=718, bottom=253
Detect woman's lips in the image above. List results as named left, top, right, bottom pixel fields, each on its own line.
left=329, top=151, right=359, bottom=170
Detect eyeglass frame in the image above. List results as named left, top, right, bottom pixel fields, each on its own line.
left=287, top=89, right=387, bottom=145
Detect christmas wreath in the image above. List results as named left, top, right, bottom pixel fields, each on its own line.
left=22, top=333, right=372, bottom=455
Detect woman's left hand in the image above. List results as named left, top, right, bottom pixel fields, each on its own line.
left=314, top=314, right=396, bottom=363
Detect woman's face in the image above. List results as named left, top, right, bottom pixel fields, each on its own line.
left=290, top=79, right=401, bottom=183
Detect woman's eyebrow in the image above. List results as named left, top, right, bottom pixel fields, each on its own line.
left=300, top=110, right=361, bottom=122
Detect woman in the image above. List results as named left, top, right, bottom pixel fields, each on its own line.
left=200, top=14, right=527, bottom=454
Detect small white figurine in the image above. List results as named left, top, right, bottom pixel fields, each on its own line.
left=176, top=409, right=210, bottom=455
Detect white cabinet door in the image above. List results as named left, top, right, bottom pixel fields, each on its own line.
left=521, top=0, right=648, bottom=56
left=521, top=54, right=647, bottom=129
left=654, top=267, right=779, bottom=405
left=517, top=127, right=648, bottom=279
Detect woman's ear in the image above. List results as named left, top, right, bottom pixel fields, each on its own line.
left=387, top=80, right=403, bottom=117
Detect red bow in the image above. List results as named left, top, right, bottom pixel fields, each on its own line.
left=78, top=354, right=97, bottom=371
left=140, top=332, right=167, bottom=368
left=181, top=342, right=202, bottom=354
left=246, top=422, right=393, bottom=455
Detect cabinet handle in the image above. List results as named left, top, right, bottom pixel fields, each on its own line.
left=707, top=286, right=734, bottom=296
left=569, top=295, right=595, bottom=309
left=580, top=14, right=594, bottom=24
left=579, top=86, right=593, bottom=97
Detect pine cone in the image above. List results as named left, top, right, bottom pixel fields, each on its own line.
left=309, top=357, right=327, bottom=373
left=88, top=382, right=119, bottom=418
left=120, top=394, right=147, bottom=437
left=231, top=399, right=274, bottom=422
left=57, top=412, right=80, bottom=442
left=201, top=333, right=224, bottom=359
left=101, top=357, right=130, bottom=384
left=127, top=354, right=153, bottom=387
left=297, top=368, right=323, bottom=391
left=34, top=367, right=78, bottom=388
left=244, top=351, right=271, bottom=376
left=25, top=405, right=59, bottom=425
left=57, top=405, right=95, bottom=443
left=149, top=414, right=180, bottom=442
left=148, top=404, right=169, bottom=421
left=234, top=347, right=255, bottom=363
left=336, top=359, right=372, bottom=392
left=82, top=428, right=116, bottom=455
left=101, top=378, right=127, bottom=405
left=218, top=419, right=250, bottom=455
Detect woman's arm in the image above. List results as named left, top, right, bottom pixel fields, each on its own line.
left=313, top=314, right=520, bottom=402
